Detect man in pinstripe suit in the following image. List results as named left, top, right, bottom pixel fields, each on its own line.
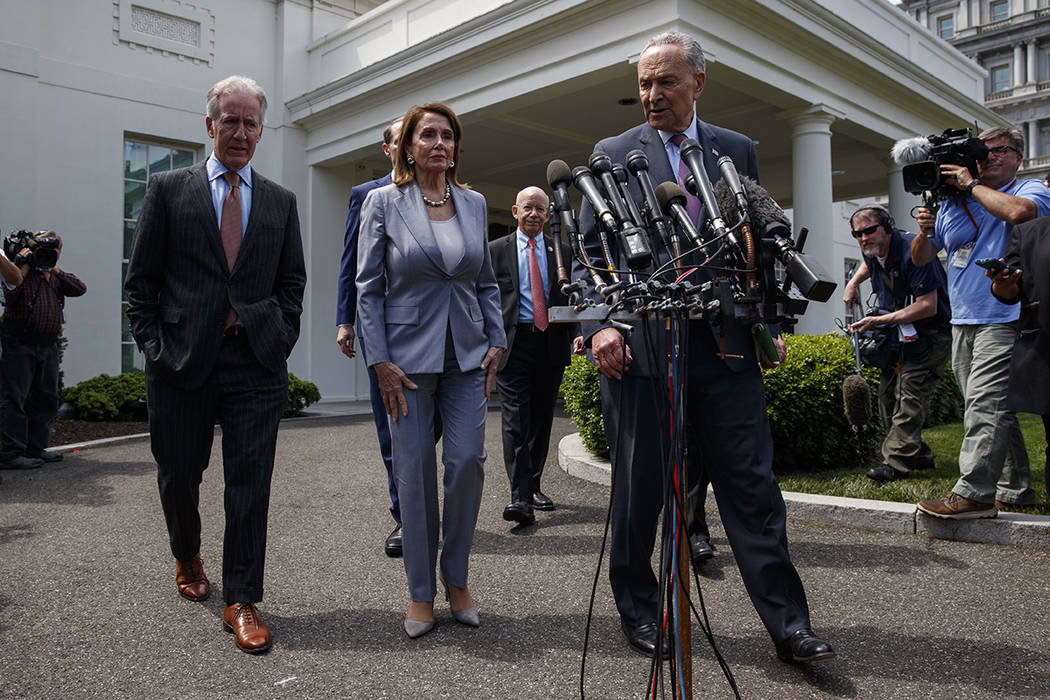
left=125, top=76, right=306, bottom=654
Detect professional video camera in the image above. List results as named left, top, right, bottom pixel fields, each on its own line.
left=2, top=230, right=60, bottom=269
left=891, top=127, right=990, bottom=204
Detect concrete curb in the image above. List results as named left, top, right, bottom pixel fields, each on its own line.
left=558, top=432, right=1050, bottom=548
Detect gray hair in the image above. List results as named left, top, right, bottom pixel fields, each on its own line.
left=206, top=75, right=268, bottom=123
left=643, top=31, right=705, bottom=74
left=979, top=125, right=1024, bottom=154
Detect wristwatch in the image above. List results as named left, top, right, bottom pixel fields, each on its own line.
left=965, top=179, right=982, bottom=196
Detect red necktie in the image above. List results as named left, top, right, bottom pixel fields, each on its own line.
left=527, top=237, right=548, bottom=332
left=220, top=171, right=242, bottom=328
left=669, top=133, right=702, bottom=224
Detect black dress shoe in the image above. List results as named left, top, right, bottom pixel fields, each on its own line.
left=867, top=464, right=905, bottom=483
left=384, top=525, right=403, bottom=558
left=621, top=621, right=669, bottom=658
left=531, top=491, right=554, bottom=511
left=689, top=534, right=715, bottom=566
left=776, top=628, right=836, bottom=662
left=26, top=449, right=62, bottom=463
left=502, top=501, right=535, bottom=525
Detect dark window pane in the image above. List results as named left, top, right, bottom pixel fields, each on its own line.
left=124, top=181, right=146, bottom=220
left=124, top=221, right=136, bottom=258
left=149, top=145, right=172, bottom=174
left=125, top=141, right=147, bottom=180
left=122, top=303, right=132, bottom=342
left=172, top=148, right=195, bottom=170
left=990, top=1, right=1008, bottom=21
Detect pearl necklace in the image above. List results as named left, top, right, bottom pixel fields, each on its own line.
left=422, top=180, right=452, bottom=207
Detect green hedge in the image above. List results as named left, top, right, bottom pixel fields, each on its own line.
left=560, top=333, right=965, bottom=472
left=61, top=371, right=320, bottom=421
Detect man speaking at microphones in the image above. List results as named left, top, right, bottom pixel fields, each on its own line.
left=576, top=31, right=834, bottom=663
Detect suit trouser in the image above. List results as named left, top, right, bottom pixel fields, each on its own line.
left=878, top=330, right=951, bottom=474
left=146, top=333, right=287, bottom=603
left=494, top=328, right=564, bottom=503
left=390, top=365, right=486, bottom=603
left=602, top=336, right=810, bottom=643
left=359, top=328, right=399, bottom=524
left=950, top=323, right=1034, bottom=505
left=0, top=341, right=59, bottom=456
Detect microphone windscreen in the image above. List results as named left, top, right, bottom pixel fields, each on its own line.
left=626, top=149, right=648, bottom=173
left=890, top=137, right=932, bottom=165
left=654, top=181, right=686, bottom=214
left=737, top=176, right=790, bottom=233
left=547, top=159, right=573, bottom=188
left=713, top=179, right=738, bottom=227
left=842, top=373, right=872, bottom=430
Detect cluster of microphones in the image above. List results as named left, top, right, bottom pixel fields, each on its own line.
left=543, top=139, right=836, bottom=329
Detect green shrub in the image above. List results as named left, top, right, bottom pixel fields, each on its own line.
left=61, top=370, right=321, bottom=420
left=560, top=354, right=608, bottom=458
left=285, top=373, right=321, bottom=417
left=60, top=371, right=147, bottom=421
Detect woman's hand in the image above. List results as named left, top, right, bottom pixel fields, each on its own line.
left=373, top=361, right=418, bottom=422
left=481, top=346, right=505, bottom=399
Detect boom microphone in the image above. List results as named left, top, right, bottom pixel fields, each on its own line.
left=654, top=181, right=704, bottom=248
left=712, top=175, right=836, bottom=302
left=890, top=136, right=932, bottom=165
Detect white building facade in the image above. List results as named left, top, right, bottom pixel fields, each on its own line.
left=0, top=0, right=1005, bottom=403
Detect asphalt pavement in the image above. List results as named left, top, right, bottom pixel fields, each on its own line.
left=1, top=409, right=1049, bottom=698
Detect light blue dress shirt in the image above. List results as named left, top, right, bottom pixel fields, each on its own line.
left=206, top=153, right=252, bottom=238
left=657, top=112, right=699, bottom=183
left=515, top=228, right=550, bottom=323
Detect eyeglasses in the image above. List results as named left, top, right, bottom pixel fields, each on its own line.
left=850, top=224, right=880, bottom=239
left=518, top=204, right=547, bottom=215
left=986, top=145, right=1021, bottom=157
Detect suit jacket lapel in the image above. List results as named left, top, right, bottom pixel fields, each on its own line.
left=697, top=120, right=722, bottom=180
left=639, top=125, right=675, bottom=187
left=232, top=168, right=268, bottom=278
left=447, top=185, right=475, bottom=275
left=395, top=182, right=446, bottom=273
left=190, top=163, right=228, bottom=273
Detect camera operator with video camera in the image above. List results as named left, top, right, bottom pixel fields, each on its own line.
left=911, top=126, right=1050, bottom=518
left=844, top=206, right=951, bottom=483
left=0, top=231, right=86, bottom=470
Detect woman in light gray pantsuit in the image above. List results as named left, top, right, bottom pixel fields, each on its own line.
left=356, top=102, right=506, bottom=638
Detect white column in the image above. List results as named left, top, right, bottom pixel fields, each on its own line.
left=886, top=160, right=920, bottom=237
left=962, top=0, right=971, bottom=29
left=783, top=104, right=843, bottom=336
left=1028, top=120, right=1039, bottom=159
left=1014, top=44, right=1025, bottom=87
left=1027, top=39, right=1038, bottom=84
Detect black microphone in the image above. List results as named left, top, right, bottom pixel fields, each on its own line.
left=654, top=181, right=704, bottom=248
left=574, top=164, right=651, bottom=270
left=626, top=149, right=678, bottom=257
left=713, top=175, right=836, bottom=302
left=589, top=153, right=635, bottom=228
left=612, top=163, right=645, bottom=229
left=717, top=155, right=749, bottom=221
left=678, top=138, right=732, bottom=244
left=548, top=159, right=608, bottom=293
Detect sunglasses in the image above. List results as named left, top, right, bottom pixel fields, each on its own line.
left=986, top=145, right=1021, bottom=157
left=850, top=224, right=881, bottom=239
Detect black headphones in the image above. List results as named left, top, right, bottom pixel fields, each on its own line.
left=850, top=205, right=895, bottom=234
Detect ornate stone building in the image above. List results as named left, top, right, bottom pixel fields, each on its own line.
left=902, top=0, right=1050, bottom=182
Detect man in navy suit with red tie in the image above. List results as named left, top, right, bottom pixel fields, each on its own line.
left=126, top=75, right=306, bottom=654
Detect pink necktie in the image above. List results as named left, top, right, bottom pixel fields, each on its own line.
left=220, top=171, right=242, bottom=328
left=527, top=237, right=548, bottom=331
left=669, top=133, right=702, bottom=224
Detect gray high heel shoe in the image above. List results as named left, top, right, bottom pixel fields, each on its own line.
left=403, top=617, right=435, bottom=638
left=442, top=579, right=480, bottom=627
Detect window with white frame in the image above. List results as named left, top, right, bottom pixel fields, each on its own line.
left=122, top=138, right=198, bottom=373
left=990, top=64, right=1011, bottom=93
left=938, top=15, right=954, bottom=39
left=989, top=0, right=1009, bottom=22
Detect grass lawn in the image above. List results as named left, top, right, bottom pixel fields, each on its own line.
left=776, top=413, right=1050, bottom=516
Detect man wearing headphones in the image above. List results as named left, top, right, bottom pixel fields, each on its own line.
left=843, top=206, right=951, bottom=482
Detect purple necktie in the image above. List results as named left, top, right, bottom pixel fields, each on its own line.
left=527, top=237, right=548, bottom=331
left=220, top=171, right=242, bottom=327
left=669, top=133, right=702, bottom=224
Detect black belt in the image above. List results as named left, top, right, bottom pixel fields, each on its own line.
left=516, top=322, right=546, bottom=334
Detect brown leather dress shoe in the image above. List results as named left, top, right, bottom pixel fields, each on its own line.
left=223, top=603, right=271, bottom=654
left=175, top=554, right=210, bottom=601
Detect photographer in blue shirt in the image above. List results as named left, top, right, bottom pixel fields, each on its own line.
left=911, top=126, right=1050, bottom=518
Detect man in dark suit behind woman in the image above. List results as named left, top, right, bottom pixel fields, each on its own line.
left=489, top=186, right=575, bottom=525
left=125, top=75, right=306, bottom=654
